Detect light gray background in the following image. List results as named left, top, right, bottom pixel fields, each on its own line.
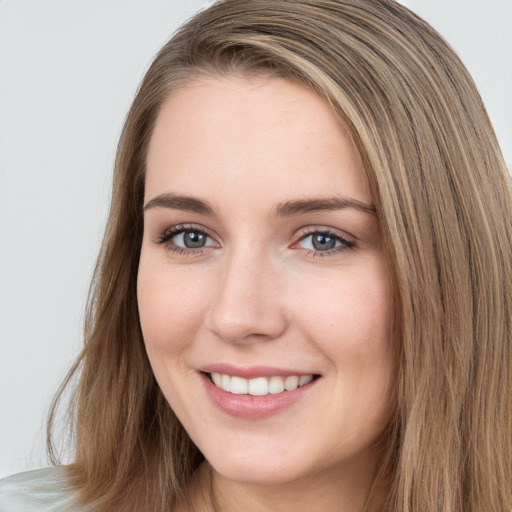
left=1, top=0, right=511, bottom=478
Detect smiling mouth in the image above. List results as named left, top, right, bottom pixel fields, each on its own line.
left=206, top=372, right=319, bottom=396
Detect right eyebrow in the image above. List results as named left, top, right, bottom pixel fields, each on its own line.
left=143, top=193, right=215, bottom=215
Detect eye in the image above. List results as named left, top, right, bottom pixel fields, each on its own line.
left=155, top=225, right=218, bottom=252
left=295, top=230, right=355, bottom=255
left=173, top=230, right=210, bottom=249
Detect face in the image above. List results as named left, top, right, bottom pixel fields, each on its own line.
left=138, top=75, right=395, bottom=488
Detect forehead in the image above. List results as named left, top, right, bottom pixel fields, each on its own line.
left=145, top=75, right=371, bottom=208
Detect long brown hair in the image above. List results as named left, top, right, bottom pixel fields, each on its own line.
left=48, top=1, right=512, bottom=510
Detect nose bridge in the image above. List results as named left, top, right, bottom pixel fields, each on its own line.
left=206, top=244, right=287, bottom=342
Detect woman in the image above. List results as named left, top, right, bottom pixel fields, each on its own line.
left=1, top=0, right=511, bottom=511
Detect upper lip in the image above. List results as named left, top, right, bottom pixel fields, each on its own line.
left=200, top=363, right=318, bottom=379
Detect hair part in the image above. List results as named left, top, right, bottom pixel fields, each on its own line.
left=48, top=1, right=512, bottom=510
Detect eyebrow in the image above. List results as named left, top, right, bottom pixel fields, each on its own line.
left=143, top=193, right=376, bottom=217
left=272, top=197, right=376, bottom=217
left=143, top=193, right=215, bottom=215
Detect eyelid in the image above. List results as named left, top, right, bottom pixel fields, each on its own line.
left=293, top=225, right=355, bottom=243
left=154, top=223, right=219, bottom=248
left=291, top=226, right=356, bottom=255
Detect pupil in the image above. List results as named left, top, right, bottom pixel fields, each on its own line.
left=312, top=234, right=335, bottom=251
left=184, top=232, right=206, bottom=248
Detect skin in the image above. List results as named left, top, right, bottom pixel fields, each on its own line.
left=137, top=75, right=396, bottom=512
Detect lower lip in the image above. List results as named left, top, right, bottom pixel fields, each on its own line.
left=201, top=373, right=318, bottom=419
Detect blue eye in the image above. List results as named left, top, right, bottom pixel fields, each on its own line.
left=156, top=226, right=217, bottom=252
left=296, top=231, right=354, bottom=254
left=173, top=230, right=209, bottom=249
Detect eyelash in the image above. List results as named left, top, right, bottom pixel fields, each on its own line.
left=154, top=224, right=356, bottom=257
left=295, top=229, right=356, bottom=257
left=155, top=224, right=211, bottom=255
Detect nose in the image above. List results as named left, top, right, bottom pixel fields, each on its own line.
left=205, top=249, right=288, bottom=343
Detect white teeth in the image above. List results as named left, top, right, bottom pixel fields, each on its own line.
left=209, top=373, right=315, bottom=396
left=211, top=372, right=222, bottom=387
left=248, top=377, right=269, bottom=396
left=299, top=375, right=313, bottom=387
left=268, top=376, right=285, bottom=394
left=230, top=376, right=248, bottom=395
left=221, top=373, right=231, bottom=392
left=284, top=375, right=299, bottom=391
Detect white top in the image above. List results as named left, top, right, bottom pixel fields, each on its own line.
left=0, top=466, right=84, bottom=512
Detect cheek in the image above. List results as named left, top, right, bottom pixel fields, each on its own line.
left=294, top=266, right=393, bottom=349
left=137, top=259, right=210, bottom=357
left=292, top=263, right=396, bottom=403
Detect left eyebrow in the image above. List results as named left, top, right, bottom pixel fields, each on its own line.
left=272, top=197, right=376, bottom=217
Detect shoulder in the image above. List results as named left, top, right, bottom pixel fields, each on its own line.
left=0, top=466, right=85, bottom=512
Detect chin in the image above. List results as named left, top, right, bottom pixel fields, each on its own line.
left=210, top=456, right=306, bottom=486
